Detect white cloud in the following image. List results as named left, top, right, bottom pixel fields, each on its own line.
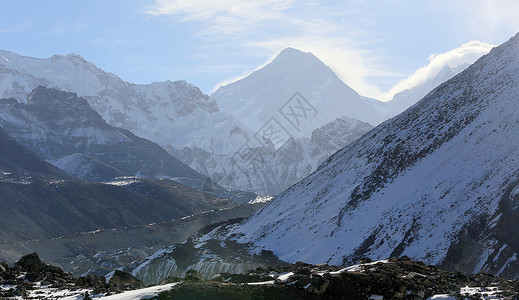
left=145, top=1, right=504, bottom=100
left=147, top=0, right=388, bottom=96
left=379, top=41, right=495, bottom=100
left=146, top=0, right=295, bottom=35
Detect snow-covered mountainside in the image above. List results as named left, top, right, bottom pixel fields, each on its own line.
left=0, top=49, right=250, bottom=155
left=211, top=47, right=386, bottom=135
left=229, top=33, right=519, bottom=278
left=0, top=49, right=373, bottom=196
left=0, top=87, right=203, bottom=183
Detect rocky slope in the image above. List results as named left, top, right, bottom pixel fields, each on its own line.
left=0, top=203, right=262, bottom=278
left=133, top=218, right=285, bottom=285
left=0, top=124, right=265, bottom=279
left=0, top=127, right=242, bottom=244
left=0, top=50, right=257, bottom=189
left=0, top=85, right=204, bottom=182
left=6, top=254, right=518, bottom=299
left=0, top=126, right=66, bottom=180
left=0, top=176, right=235, bottom=244
left=223, top=33, right=519, bottom=278
left=0, top=253, right=146, bottom=298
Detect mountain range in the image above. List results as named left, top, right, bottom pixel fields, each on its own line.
left=0, top=49, right=371, bottom=196
left=0, top=46, right=466, bottom=196
left=1, top=33, right=506, bottom=286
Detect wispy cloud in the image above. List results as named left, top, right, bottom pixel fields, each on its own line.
left=146, top=0, right=296, bottom=35
left=380, top=41, right=495, bottom=100
left=247, top=36, right=389, bottom=97
left=146, top=0, right=386, bottom=96
left=145, top=1, right=508, bottom=100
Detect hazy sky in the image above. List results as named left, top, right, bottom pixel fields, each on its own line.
left=1, top=0, right=518, bottom=99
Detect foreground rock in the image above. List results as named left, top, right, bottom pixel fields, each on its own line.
left=4, top=254, right=519, bottom=299
left=0, top=253, right=143, bottom=298
left=155, top=257, right=519, bottom=300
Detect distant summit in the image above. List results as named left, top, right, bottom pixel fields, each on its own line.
left=270, top=47, right=321, bottom=65
left=211, top=47, right=385, bottom=139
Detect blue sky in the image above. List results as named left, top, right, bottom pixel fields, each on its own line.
left=1, top=0, right=518, bottom=99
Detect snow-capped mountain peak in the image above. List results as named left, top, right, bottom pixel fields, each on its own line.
left=0, top=48, right=377, bottom=196
left=211, top=47, right=384, bottom=140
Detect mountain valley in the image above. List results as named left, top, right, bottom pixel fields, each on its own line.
left=1, top=23, right=518, bottom=300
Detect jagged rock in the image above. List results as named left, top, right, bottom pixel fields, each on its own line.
left=14, top=253, right=44, bottom=273
left=84, top=291, right=92, bottom=300
left=133, top=218, right=287, bottom=285
left=0, top=253, right=152, bottom=298
left=25, top=271, right=45, bottom=282
left=14, top=285, right=26, bottom=297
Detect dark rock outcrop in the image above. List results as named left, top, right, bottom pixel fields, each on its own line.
left=0, top=253, right=145, bottom=298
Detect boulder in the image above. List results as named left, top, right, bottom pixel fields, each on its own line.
left=14, top=253, right=44, bottom=273
left=108, top=270, right=145, bottom=290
